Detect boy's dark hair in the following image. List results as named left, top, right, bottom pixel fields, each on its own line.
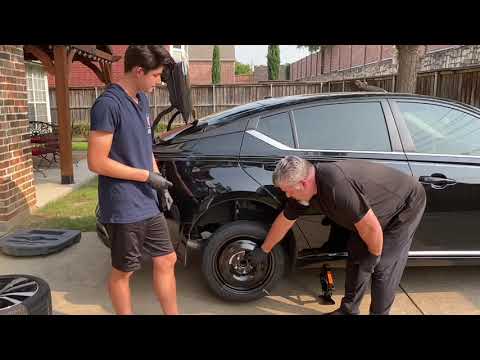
left=124, top=45, right=175, bottom=73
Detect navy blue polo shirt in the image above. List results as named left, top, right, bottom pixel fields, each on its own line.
left=90, top=83, right=160, bottom=224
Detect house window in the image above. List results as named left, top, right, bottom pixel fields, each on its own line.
left=171, top=45, right=186, bottom=63
left=26, top=62, right=51, bottom=124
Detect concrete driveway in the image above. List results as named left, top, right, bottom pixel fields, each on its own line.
left=1, top=232, right=479, bottom=315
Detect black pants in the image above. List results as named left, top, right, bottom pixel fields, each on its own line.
left=339, top=185, right=426, bottom=315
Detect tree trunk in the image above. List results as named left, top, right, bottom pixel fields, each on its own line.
left=396, top=45, right=420, bottom=93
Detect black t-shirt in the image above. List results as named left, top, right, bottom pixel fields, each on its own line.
left=283, top=160, right=419, bottom=232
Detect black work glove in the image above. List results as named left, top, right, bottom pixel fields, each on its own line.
left=158, top=189, right=174, bottom=212
left=147, top=171, right=173, bottom=191
left=246, top=246, right=269, bottom=267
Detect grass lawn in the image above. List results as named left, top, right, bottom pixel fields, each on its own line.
left=22, top=177, right=98, bottom=232
left=72, top=141, right=88, bottom=151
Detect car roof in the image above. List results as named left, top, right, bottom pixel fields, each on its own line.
left=196, top=92, right=480, bottom=126
left=254, top=92, right=480, bottom=111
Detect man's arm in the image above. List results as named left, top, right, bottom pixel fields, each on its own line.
left=261, top=212, right=297, bottom=253
left=88, top=130, right=149, bottom=182
left=354, top=209, right=383, bottom=256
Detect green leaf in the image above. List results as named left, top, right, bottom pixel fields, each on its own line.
left=212, top=45, right=221, bottom=84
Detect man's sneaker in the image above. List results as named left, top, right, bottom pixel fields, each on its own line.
left=323, top=308, right=353, bottom=315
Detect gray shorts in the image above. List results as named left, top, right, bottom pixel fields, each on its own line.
left=105, top=214, right=174, bottom=272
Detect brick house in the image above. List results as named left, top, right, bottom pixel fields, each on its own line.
left=187, top=45, right=235, bottom=85
left=0, top=46, right=38, bottom=230
left=0, top=45, right=118, bottom=230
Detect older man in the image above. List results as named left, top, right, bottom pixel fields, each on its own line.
left=247, top=156, right=426, bottom=315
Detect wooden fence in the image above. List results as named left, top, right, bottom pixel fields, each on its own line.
left=49, top=66, right=480, bottom=129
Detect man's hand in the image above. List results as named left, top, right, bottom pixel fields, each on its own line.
left=147, top=171, right=173, bottom=191
left=246, top=246, right=268, bottom=266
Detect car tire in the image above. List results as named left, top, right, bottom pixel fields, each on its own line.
left=0, top=274, right=53, bottom=315
left=201, top=220, right=286, bottom=302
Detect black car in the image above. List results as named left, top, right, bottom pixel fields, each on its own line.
left=96, top=68, right=480, bottom=302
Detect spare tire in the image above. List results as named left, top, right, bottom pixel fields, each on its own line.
left=201, top=221, right=286, bottom=302
left=0, top=275, right=52, bottom=315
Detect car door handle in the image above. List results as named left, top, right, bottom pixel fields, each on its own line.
left=264, top=164, right=276, bottom=171
left=419, top=175, right=457, bottom=189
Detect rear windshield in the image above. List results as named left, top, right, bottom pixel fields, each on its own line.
left=195, top=102, right=262, bottom=126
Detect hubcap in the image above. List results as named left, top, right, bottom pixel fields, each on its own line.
left=0, top=276, right=39, bottom=310
left=215, top=238, right=273, bottom=292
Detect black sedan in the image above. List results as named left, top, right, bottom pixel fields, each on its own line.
left=97, top=91, right=480, bottom=302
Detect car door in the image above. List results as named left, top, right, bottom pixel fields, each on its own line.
left=240, top=98, right=412, bottom=252
left=390, top=99, right=480, bottom=256
left=290, top=99, right=412, bottom=249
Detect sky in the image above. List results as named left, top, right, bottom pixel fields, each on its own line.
left=235, top=45, right=311, bottom=66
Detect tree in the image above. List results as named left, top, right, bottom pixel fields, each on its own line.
left=394, top=45, right=426, bottom=93
left=212, top=45, right=221, bottom=84
left=235, top=62, right=252, bottom=75
left=267, top=45, right=280, bottom=80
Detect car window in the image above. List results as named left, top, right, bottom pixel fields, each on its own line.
left=257, top=112, right=295, bottom=147
left=293, top=102, right=392, bottom=151
left=398, top=102, right=480, bottom=156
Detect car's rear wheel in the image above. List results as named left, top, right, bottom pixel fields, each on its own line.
left=201, top=221, right=286, bottom=302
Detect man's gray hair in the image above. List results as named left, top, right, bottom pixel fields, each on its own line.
left=272, top=156, right=313, bottom=187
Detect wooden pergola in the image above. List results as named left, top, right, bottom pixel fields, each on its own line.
left=23, top=45, right=121, bottom=184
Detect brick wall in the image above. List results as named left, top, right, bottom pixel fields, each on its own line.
left=189, top=60, right=235, bottom=85
left=0, top=45, right=36, bottom=230
left=292, top=45, right=475, bottom=82
left=306, top=54, right=311, bottom=78
left=351, top=45, right=365, bottom=67
left=324, top=47, right=332, bottom=74
left=381, top=45, right=393, bottom=60
left=365, top=45, right=381, bottom=64
left=339, top=45, right=351, bottom=70
left=222, top=61, right=235, bottom=84
left=254, top=65, right=268, bottom=82
left=331, top=46, right=340, bottom=72
left=253, top=65, right=288, bottom=82
left=234, top=74, right=254, bottom=83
